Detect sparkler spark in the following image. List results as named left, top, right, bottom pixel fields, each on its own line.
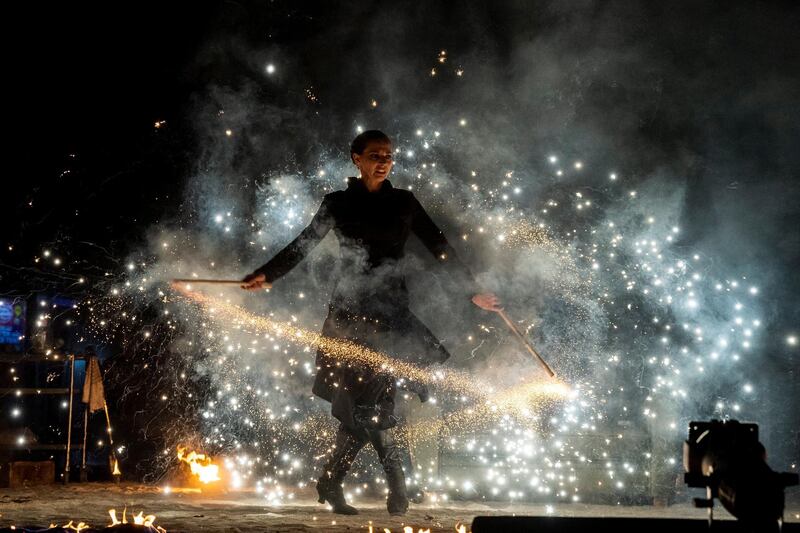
left=38, top=120, right=770, bottom=509
left=171, top=284, right=568, bottom=404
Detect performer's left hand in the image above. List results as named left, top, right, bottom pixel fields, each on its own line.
left=472, top=292, right=502, bottom=312
left=241, top=272, right=273, bottom=291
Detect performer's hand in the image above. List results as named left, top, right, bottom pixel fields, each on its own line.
left=472, top=292, right=502, bottom=312
left=241, top=272, right=272, bottom=291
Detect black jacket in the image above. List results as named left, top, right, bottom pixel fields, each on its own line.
left=256, top=178, right=477, bottom=429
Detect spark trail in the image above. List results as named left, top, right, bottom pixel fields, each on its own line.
left=171, top=284, right=570, bottom=405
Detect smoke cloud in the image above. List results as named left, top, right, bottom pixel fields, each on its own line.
left=112, top=1, right=798, bottom=498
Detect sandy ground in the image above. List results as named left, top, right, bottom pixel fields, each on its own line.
left=1, top=483, right=798, bottom=532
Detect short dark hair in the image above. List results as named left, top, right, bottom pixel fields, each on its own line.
left=350, top=130, right=391, bottom=155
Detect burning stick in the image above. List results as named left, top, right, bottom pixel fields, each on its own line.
left=495, top=309, right=556, bottom=378
left=171, top=278, right=245, bottom=286
left=170, top=278, right=272, bottom=289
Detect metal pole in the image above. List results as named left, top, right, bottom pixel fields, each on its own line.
left=80, top=406, right=88, bottom=482
left=103, top=399, right=120, bottom=482
left=81, top=359, right=91, bottom=482
left=64, top=354, right=75, bottom=484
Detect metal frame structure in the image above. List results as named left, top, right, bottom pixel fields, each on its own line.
left=0, top=352, right=115, bottom=484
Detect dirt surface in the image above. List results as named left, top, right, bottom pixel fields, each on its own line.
left=1, top=483, right=798, bottom=532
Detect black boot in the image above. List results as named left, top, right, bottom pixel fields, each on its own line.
left=316, top=475, right=359, bottom=515
left=369, top=429, right=409, bottom=516
left=385, top=464, right=409, bottom=515
left=316, top=428, right=365, bottom=515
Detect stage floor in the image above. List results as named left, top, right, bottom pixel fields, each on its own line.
left=1, top=483, right=799, bottom=532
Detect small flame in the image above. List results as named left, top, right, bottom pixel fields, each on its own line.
left=177, top=446, right=220, bottom=484
left=455, top=523, right=468, bottom=533
left=112, top=458, right=121, bottom=475
left=109, top=508, right=166, bottom=532
left=132, top=510, right=157, bottom=527
left=367, top=524, right=438, bottom=533
left=62, top=521, right=90, bottom=532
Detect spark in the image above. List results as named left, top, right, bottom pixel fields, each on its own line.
left=173, top=285, right=567, bottom=404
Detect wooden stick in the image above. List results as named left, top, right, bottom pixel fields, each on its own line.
left=171, top=278, right=245, bottom=286
left=496, top=309, right=556, bottom=378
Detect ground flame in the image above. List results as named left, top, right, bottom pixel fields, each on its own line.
left=177, top=445, right=221, bottom=484
left=108, top=507, right=166, bottom=532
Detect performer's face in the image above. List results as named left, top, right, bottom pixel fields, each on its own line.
left=353, top=140, right=393, bottom=183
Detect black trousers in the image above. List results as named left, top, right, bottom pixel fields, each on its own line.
left=322, top=423, right=405, bottom=482
left=319, top=422, right=410, bottom=514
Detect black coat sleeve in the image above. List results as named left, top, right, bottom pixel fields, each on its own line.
left=410, top=193, right=481, bottom=297
left=254, top=195, right=334, bottom=283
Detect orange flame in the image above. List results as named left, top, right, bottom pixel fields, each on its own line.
left=177, top=446, right=220, bottom=484
left=62, top=520, right=90, bottom=532
left=367, top=524, right=450, bottom=533
left=109, top=508, right=166, bottom=532
left=112, top=458, right=121, bottom=475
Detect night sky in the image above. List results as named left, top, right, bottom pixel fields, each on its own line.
left=9, top=2, right=800, bottom=284
left=3, top=0, right=799, bottom=490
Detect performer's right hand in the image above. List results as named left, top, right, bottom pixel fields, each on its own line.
left=241, top=272, right=272, bottom=291
left=472, top=292, right=502, bottom=312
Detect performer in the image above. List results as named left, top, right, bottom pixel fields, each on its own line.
left=242, top=130, right=500, bottom=515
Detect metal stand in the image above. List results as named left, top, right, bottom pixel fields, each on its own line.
left=78, top=356, right=119, bottom=482
left=103, top=399, right=120, bottom=482
left=80, top=382, right=90, bottom=482
left=63, top=354, right=75, bottom=484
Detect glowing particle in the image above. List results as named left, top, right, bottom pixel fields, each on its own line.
left=266, top=64, right=276, bottom=74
